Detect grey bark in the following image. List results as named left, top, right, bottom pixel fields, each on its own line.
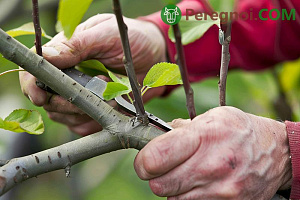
left=0, top=28, right=165, bottom=195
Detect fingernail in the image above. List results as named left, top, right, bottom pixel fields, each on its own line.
left=28, top=95, right=34, bottom=103
left=42, top=46, right=60, bottom=56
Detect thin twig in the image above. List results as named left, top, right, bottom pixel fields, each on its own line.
left=218, top=22, right=232, bottom=106
left=32, top=0, right=42, bottom=56
left=172, top=24, right=196, bottom=119
left=0, top=69, right=24, bottom=77
left=32, top=0, right=47, bottom=90
left=112, top=0, right=148, bottom=125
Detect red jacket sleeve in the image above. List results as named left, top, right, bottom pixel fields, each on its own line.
left=141, top=0, right=300, bottom=82
left=286, top=121, right=300, bottom=200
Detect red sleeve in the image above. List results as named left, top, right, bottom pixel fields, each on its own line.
left=140, top=0, right=300, bottom=82
left=286, top=121, right=300, bottom=199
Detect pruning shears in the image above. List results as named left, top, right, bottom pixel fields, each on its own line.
left=40, top=68, right=172, bottom=131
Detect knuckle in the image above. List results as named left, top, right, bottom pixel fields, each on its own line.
left=47, top=112, right=57, bottom=121
left=68, top=126, right=89, bottom=136
left=149, top=179, right=165, bottom=197
left=218, top=183, right=241, bottom=199
left=142, top=144, right=165, bottom=175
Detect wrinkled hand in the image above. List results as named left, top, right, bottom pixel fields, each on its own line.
left=19, top=14, right=166, bottom=136
left=134, top=106, right=292, bottom=200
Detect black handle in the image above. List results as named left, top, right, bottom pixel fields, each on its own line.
left=37, top=67, right=93, bottom=94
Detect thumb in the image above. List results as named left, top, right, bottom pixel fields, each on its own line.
left=42, top=32, right=83, bottom=69
left=168, top=118, right=191, bottom=129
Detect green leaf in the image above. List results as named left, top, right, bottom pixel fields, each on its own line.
left=103, top=82, right=131, bottom=101
left=280, top=59, right=300, bottom=92
left=143, top=62, right=183, bottom=88
left=57, top=0, right=93, bottom=39
left=76, top=60, right=108, bottom=76
left=6, top=22, right=52, bottom=39
left=108, top=71, right=131, bottom=89
left=0, top=109, right=44, bottom=135
left=168, top=17, right=220, bottom=45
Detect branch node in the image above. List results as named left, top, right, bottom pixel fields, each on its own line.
left=48, top=156, right=52, bottom=164
left=64, top=165, right=71, bottom=178
left=35, top=156, right=40, bottom=164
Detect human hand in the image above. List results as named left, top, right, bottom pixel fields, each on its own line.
left=134, top=106, right=292, bottom=199
left=19, top=14, right=166, bottom=136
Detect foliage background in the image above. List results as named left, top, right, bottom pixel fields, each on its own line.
left=0, top=0, right=299, bottom=199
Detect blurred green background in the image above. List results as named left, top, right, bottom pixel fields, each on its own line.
left=0, top=0, right=299, bottom=200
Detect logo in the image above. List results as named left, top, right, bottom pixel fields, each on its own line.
left=161, top=5, right=182, bottom=25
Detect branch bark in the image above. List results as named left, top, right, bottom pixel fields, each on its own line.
left=218, top=22, right=232, bottom=106
left=32, top=0, right=42, bottom=57
left=172, top=24, right=196, bottom=119
left=0, top=28, right=165, bottom=195
left=112, top=0, right=148, bottom=124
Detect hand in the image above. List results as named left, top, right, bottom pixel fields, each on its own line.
left=134, top=106, right=292, bottom=200
left=19, top=14, right=166, bottom=136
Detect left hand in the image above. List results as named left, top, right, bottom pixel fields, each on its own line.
left=134, top=106, right=292, bottom=200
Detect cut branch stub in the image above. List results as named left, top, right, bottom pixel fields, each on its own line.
left=112, top=0, right=148, bottom=125
left=172, top=24, right=196, bottom=119
left=218, top=21, right=232, bottom=106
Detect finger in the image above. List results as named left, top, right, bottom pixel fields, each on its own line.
left=148, top=147, right=235, bottom=197
left=167, top=181, right=239, bottom=200
left=168, top=118, right=191, bottom=129
left=68, top=120, right=102, bottom=136
left=47, top=112, right=93, bottom=126
left=134, top=125, right=201, bottom=180
left=19, top=71, right=47, bottom=106
left=42, top=15, right=120, bottom=69
left=43, top=95, right=84, bottom=114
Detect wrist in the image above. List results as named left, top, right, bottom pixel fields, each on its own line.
left=277, top=121, right=292, bottom=190
left=285, top=121, right=300, bottom=198
left=247, top=114, right=292, bottom=190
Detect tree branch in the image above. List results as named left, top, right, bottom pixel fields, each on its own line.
left=32, top=0, right=42, bottom=57
left=112, top=0, right=148, bottom=125
left=0, top=28, right=165, bottom=196
left=218, top=22, right=232, bottom=106
left=172, top=24, right=196, bottom=119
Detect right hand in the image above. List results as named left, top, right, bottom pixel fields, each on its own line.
left=19, top=14, right=167, bottom=136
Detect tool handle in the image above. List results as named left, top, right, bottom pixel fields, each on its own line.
left=36, top=67, right=93, bottom=94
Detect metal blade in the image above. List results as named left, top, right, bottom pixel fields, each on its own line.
left=85, top=77, right=172, bottom=131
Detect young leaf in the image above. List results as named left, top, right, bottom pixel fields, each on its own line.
left=76, top=60, right=108, bottom=76
left=0, top=109, right=44, bottom=135
left=108, top=71, right=131, bottom=89
left=57, top=0, right=93, bottom=39
left=6, top=22, right=52, bottom=39
left=143, top=62, right=183, bottom=88
left=103, top=82, right=131, bottom=101
left=168, top=17, right=220, bottom=45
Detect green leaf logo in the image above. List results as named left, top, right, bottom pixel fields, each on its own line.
left=161, top=5, right=182, bottom=25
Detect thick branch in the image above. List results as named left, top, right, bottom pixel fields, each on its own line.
left=218, top=22, right=232, bottom=106
left=0, top=130, right=120, bottom=194
left=172, top=24, right=196, bottom=119
left=0, top=28, right=165, bottom=195
left=112, top=0, right=148, bottom=124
